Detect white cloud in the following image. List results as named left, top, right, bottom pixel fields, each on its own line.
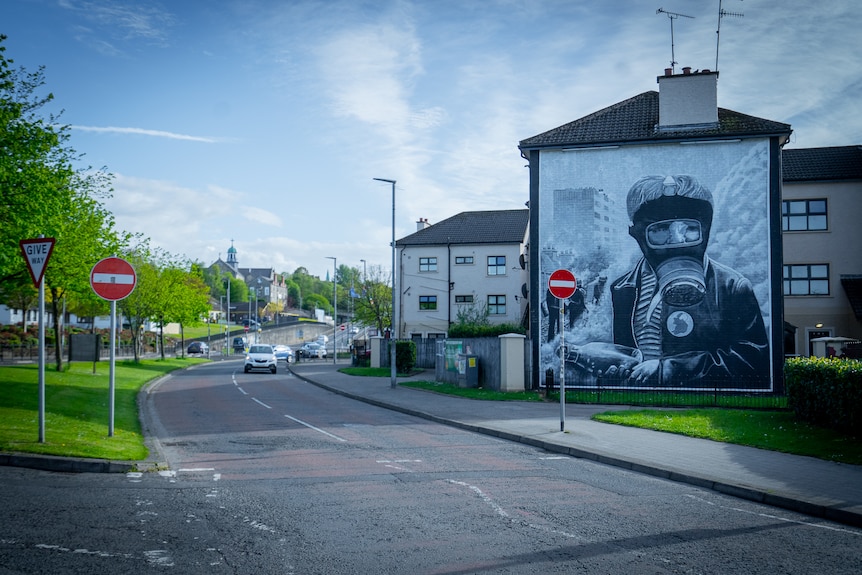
left=73, top=125, right=225, bottom=143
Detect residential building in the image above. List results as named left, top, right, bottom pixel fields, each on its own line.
left=780, top=145, right=862, bottom=356
left=519, top=67, right=792, bottom=390
left=395, top=210, right=529, bottom=339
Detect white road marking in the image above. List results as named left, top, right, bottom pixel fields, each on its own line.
left=284, top=414, right=347, bottom=442
left=252, top=397, right=271, bottom=409
left=446, top=479, right=584, bottom=540
left=685, top=494, right=862, bottom=535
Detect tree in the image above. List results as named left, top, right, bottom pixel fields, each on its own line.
left=0, top=36, right=125, bottom=370
left=352, top=264, right=392, bottom=335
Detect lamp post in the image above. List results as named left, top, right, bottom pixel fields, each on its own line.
left=374, top=177, right=397, bottom=389
left=256, top=278, right=262, bottom=342
left=326, top=256, right=337, bottom=365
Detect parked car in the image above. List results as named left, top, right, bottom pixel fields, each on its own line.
left=243, top=319, right=259, bottom=329
left=299, top=342, right=327, bottom=359
left=187, top=341, right=209, bottom=356
left=244, top=344, right=277, bottom=374
left=273, top=344, right=294, bottom=364
left=232, top=336, right=248, bottom=353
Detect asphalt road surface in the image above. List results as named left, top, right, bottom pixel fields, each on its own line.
left=1, top=361, right=860, bottom=574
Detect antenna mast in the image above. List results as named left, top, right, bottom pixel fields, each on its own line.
left=715, top=0, right=744, bottom=71
left=656, top=8, right=695, bottom=74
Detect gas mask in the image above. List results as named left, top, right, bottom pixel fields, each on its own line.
left=629, top=195, right=712, bottom=308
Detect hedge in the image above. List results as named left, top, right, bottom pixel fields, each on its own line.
left=785, top=356, right=862, bottom=435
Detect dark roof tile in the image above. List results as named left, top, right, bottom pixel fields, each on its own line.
left=782, top=146, right=862, bottom=182
left=397, top=209, right=529, bottom=246
left=519, top=91, right=791, bottom=149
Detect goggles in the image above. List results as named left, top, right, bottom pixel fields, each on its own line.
left=645, top=219, right=703, bottom=249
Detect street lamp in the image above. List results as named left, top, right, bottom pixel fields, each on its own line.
left=256, top=277, right=262, bottom=342
left=326, top=256, right=337, bottom=365
left=374, top=177, right=397, bottom=389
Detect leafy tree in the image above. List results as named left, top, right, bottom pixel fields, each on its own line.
left=0, top=36, right=125, bottom=370
left=352, top=264, right=392, bottom=335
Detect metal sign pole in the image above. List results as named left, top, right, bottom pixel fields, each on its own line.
left=38, top=274, right=46, bottom=443
left=559, top=297, right=566, bottom=432
left=108, top=300, right=116, bottom=437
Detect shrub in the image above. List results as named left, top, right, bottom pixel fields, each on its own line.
left=448, top=322, right=526, bottom=338
left=395, top=340, right=416, bottom=374
left=785, top=356, right=862, bottom=434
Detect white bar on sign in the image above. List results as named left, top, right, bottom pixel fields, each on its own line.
left=93, top=273, right=135, bottom=284
left=549, top=279, right=575, bottom=288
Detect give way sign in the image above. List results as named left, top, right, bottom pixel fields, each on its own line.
left=548, top=268, right=577, bottom=300
left=90, top=257, right=137, bottom=301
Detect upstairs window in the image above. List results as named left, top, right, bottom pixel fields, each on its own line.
left=783, top=264, right=829, bottom=295
left=419, top=295, right=438, bottom=310
left=782, top=199, right=827, bottom=231
left=487, top=256, right=506, bottom=276
left=455, top=256, right=474, bottom=265
left=419, top=257, right=437, bottom=272
left=455, top=295, right=473, bottom=304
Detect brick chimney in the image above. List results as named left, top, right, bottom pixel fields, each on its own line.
left=416, top=217, right=430, bottom=231
left=657, top=68, right=719, bottom=130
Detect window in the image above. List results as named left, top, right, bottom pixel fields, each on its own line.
left=488, top=295, right=506, bottom=315
left=455, top=295, right=474, bottom=304
left=487, top=256, right=506, bottom=276
left=782, top=199, right=827, bottom=231
left=419, top=295, right=437, bottom=310
left=455, top=256, right=473, bottom=265
left=419, top=257, right=437, bottom=272
left=783, top=264, right=829, bottom=295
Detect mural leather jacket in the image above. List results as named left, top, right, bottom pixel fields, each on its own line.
left=610, top=257, right=770, bottom=388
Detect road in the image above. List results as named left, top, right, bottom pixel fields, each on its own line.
left=1, top=361, right=860, bottom=574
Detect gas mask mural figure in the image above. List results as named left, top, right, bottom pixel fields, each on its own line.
left=603, top=174, right=770, bottom=387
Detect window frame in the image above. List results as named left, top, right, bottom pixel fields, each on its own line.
left=419, top=295, right=438, bottom=310
left=487, top=256, right=506, bottom=276
left=488, top=294, right=506, bottom=315
left=454, top=295, right=474, bottom=304
left=783, top=263, right=829, bottom=296
left=782, top=199, right=827, bottom=232
left=455, top=256, right=474, bottom=265
left=419, top=257, right=438, bottom=272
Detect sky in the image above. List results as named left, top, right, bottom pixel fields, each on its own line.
left=4, top=0, right=860, bottom=280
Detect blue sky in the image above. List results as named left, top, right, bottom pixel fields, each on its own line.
left=5, top=0, right=860, bottom=279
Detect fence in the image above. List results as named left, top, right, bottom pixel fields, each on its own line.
left=407, top=336, right=790, bottom=410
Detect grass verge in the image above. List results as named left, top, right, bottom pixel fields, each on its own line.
left=592, top=408, right=862, bottom=465
left=0, top=359, right=206, bottom=461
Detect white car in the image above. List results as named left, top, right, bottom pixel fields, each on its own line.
left=244, top=344, right=277, bottom=374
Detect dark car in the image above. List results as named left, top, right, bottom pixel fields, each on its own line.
left=187, top=341, right=209, bottom=356
left=232, top=336, right=248, bottom=353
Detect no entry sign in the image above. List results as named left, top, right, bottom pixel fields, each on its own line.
left=90, top=257, right=137, bottom=301
left=548, top=268, right=577, bottom=300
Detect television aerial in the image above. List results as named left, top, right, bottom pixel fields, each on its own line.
left=715, top=0, right=744, bottom=71
left=656, top=8, right=694, bottom=74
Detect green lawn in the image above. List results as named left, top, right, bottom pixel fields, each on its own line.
left=0, top=359, right=206, bottom=461
left=593, top=408, right=862, bottom=465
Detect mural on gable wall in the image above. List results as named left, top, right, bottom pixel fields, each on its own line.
left=539, top=139, right=773, bottom=391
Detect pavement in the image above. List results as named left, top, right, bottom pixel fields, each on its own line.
left=3, top=360, right=861, bottom=529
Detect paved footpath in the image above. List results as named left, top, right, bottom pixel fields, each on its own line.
left=290, top=361, right=862, bottom=529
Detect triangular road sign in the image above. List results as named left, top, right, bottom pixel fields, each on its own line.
left=19, top=238, right=56, bottom=287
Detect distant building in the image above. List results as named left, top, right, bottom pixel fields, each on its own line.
left=395, top=210, right=529, bottom=339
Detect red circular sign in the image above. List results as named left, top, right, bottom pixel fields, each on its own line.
left=548, top=269, right=577, bottom=299
left=90, top=257, right=137, bottom=301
